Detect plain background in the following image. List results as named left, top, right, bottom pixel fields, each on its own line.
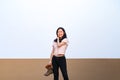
left=0, top=0, right=120, bottom=58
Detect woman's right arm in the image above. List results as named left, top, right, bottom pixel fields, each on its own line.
left=49, top=46, right=54, bottom=64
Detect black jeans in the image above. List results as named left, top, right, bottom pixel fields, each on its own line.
left=52, top=55, right=69, bottom=80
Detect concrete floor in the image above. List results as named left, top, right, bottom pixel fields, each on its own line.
left=0, top=59, right=120, bottom=80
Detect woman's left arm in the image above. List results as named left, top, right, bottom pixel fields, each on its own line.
left=57, top=37, right=67, bottom=47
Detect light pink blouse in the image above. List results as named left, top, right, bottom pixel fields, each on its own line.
left=52, top=38, right=68, bottom=56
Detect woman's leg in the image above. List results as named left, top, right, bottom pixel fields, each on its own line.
left=52, top=56, right=59, bottom=80
left=59, top=56, right=69, bottom=80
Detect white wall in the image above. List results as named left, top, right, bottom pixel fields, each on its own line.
left=0, top=0, right=120, bottom=58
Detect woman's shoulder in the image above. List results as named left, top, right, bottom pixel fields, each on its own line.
left=62, top=38, right=69, bottom=43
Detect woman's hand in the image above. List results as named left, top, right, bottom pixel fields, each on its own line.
left=57, top=37, right=66, bottom=47
left=48, top=60, right=52, bottom=65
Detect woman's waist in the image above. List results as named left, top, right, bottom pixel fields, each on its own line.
left=54, top=50, right=66, bottom=54
left=53, top=53, right=65, bottom=57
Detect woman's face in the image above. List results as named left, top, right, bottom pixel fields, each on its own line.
left=57, top=29, right=64, bottom=38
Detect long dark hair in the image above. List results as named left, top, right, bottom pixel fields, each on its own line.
left=54, top=27, right=67, bottom=42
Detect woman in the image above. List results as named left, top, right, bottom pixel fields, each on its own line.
left=49, top=27, right=69, bottom=80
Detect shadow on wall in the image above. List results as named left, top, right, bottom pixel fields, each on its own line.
left=0, top=59, right=120, bottom=80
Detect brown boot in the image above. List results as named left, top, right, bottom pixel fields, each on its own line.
left=44, top=64, right=53, bottom=76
